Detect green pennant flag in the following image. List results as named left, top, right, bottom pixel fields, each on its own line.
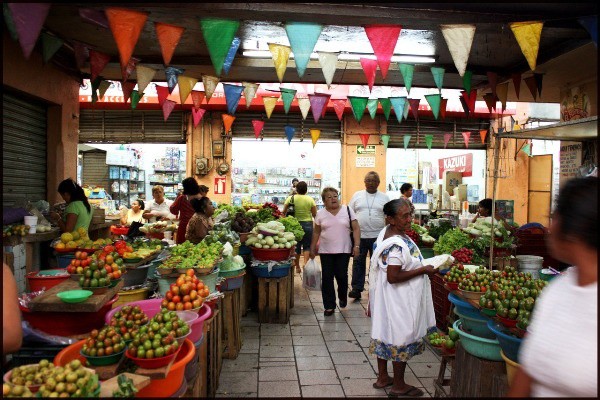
left=41, top=32, right=63, bottom=63
left=367, top=98, right=378, bottom=119
left=522, top=143, right=531, bottom=156
left=199, top=18, right=240, bottom=76
left=280, top=88, right=297, bottom=114
left=381, top=134, right=390, bottom=150
left=130, top=90, right=142, bottom=109
left=463, top=70, right=472, bottom=94
left=425, top=134, right=433, bottom=150
left=3, top=4, right=19, bottom=41
left=403, top=134, right=411, bottom=149
left=424, top=94, right=442, bottom=120
left=399, top=63, right=415, bottom=94
left=430, top=67, right=445, bottom=91
left=379, top=98, right=392, bottom=120
left=348, top=96, right=368, bottom=123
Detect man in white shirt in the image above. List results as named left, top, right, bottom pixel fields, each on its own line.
left=348, top=171, right=390, bottom=300
left=142, top=185, right=175, bottom=223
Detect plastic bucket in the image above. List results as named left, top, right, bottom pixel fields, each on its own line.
left=455, top=308, right=496, bottom=339
left=157, top=276, right=177, bottom=297
left=122, top=264, right=150, bottom=287
left=112, top=287, right=149, bottom=308
left=516, top=255, right=544, bottom=279
left=220, top=272, right=245, bottom=291
left=26, top=269, right=70, bottom=292
left=24, top=215, right=38, bottom=234
left=56, top=253, right=76, bottom=269
left=501, top=349, right=519, bottom=386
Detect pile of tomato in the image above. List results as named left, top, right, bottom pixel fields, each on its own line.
left=161, top=269, right=211, bottom=311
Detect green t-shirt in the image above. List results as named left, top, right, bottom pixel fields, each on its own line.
left=64, top=201, right=93, bottom=231
left=284, top=194, right=315, bottom=222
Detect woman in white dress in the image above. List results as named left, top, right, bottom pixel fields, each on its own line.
left=368, top=198, right=437, bottom=397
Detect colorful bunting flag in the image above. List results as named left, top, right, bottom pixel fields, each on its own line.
left=403, top=135, right=411, bottom=150
left=192, top=108, right=206, bottom=128
left=510, top=21, right=543, bottom=71
left=165, top=66, right=184, bottom=94
left=487, top=72, right=498, bottom=99
left=285, top=22, right=322, bottom=78
left=136, top=65, right=157, bottom=95
left=222, top=83, right=244, bottom=115
left=309, top=94, right=330, bottom=124
left=285, top=125, right=295, bottom=144
left=162, top=99, right=176, bottom=121
left=430, top=67, right=445, bottom=91
left=222, top=114, right=236, bottom=134
left=41, top=32, right=63, bottom=64
left=268, top=43, right=291, bottom=83
left=191, top=91, right=205, bottom=110
left=440, top=98, right=448, bottom=120
left=459, top=96, right=470, bottom=118
left=360, top=58, right=378, bottom=92
left=399, top=64, right=414, bottom=94
left=534, top=73, right=543, bottom=97
left=389, top=97, right=407, bottom=123
left=298, top=98, right=311, bottom=120
left=155, top=84, right=170, bottom=107
left=252, top=120, right=265, bottom=139
left=425, top=134, right=434, bottom=150
left=483, top=93, right=496, bottom=113
left=242, top=82, right=259, bottom=108
left=444, top=133, right=452, bottom=148
left=348, top=96, right=369, bottom=123
left=8, top=3, right=51, bottom=59
left=130, top=90, right=141, bottom=109
left=440, top=24, right=476, bottom=77
left=521, top=142, right=532, bottom=157
left=78, top=8, right=109, bottom=29
left=202, top=75, right=220, bottom=102
left=3, top=4, right=19, bottom=42
left=331, top=99, right=347, bottom=121
left=105, top=8, right=148, bottom=70
left=89, top=50, right=111, bottom=82
left=510, top=116, right=516, bottom=131
left=154, top=22, right=185, bottom=66
left=364, top=25, right=402, bottom=79
left=463, top=70, right=472, bottom=94
left=408, top=98, right=420, bottom=120
left=98, top=80, right=111, bottom=100
left=72, top=41, right=89, bottom=70
left=318, top=52, right=338, bottom=88
left=223, top=37, right=241, bottom=75
left=424, top=94, right=442, bottom=120
left=91, top=78, right=101, bottom=104
left=280, top=88, right=297, bottom=114
left=402, top=100, right=410, bottom=120
left=122, top=81, right=135, bottom=103
left=367, top=99, right=379, bottom=119
left=200, top=18, right=240, bottom=76
left=523, top=76, right=538, bottom=101
left=496, top=81, right=509, bottom=111
left=480, top=129, right=488, bottom=144
left=359, top=134, right=370, bottom=148
left=262, top=96, right=278, bottom=119
left=379, top=98, right=392, bottom=120
left=380, top=134, right=390, bottom=150
left=310, top=129, right=321, bottom=148
left=578, top=16, right=598, bottom=46
left=461, top=90, right=477, bottom=114
left=121, top=57, right=139, bottom=83
left=177, top=75, right=198, bottom=104
left=462, top=131, right=471, bottom=148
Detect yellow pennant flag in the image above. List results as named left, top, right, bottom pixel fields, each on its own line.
left=262, top=96, right=279, bottom=119
left=177, top=75, right=198, bottom=105
left=510, top=21, right=543, bottom=71
left=268, top=43, right=291, bottom=83
left=310, top=129, right=321, bottom=148
left=136, top=65, right=157, bottom=95
left=202, top=75, right=220, bottom=102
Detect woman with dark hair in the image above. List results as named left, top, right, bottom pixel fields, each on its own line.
left=50, top=178, right=93, bottom=232
left=120, top=199, right=146, bottom=226
left=508, top=177, right=597, bottom=398
left=170, top=177, right=203, bottom=244
left=185, top=197, right=215, bottom=244
left=283, top=181, right=317, bottom=274
left=399, top=183, right=413, bottom=201
left=472, top=198, right=515, bottom=232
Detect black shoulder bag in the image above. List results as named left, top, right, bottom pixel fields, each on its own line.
left=286, top=195, right=295, bottom=217
left=346, top=205, right=354, bottom=249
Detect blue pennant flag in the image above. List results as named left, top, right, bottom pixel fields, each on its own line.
left=223, top=37, right=241, bottom=75
left=578, top=16, right=598, bottom=46
left=284, top=125, right=295, bottom=144
left=285, top=22, right=322, bottom=78
left=389, top=97, right=407, bottom=124
left=223, top=84, right=244, bottom=115
left=165, top=66, right=184, bottom=94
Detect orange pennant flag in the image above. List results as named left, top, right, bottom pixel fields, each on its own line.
left=222, top=114, right=236, bottom=133
left=480, top=129, right=488, bottom=144
left=105, top=8, right=149, bottom=70
left=154, top=22, right=185, bottom=66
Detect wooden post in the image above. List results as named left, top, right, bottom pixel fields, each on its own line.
left=449, top=343, right=508, bottom=397
left=258, top=275, right=290, bottom=324
left=221, top=289, right=243, bottom=359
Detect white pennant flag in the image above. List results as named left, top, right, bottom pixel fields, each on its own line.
left=242, top=82, right=259, bottom=108
left=440, top=24, right=476, bottom=77
left=136, top=65, right=157, bottom=95
left=318, top=51, right=338, bottom=88
left=298, top=98, right=311, bottom=120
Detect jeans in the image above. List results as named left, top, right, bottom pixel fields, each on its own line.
left=296, top=221, right=313, bottom=254
left=320, top=253, right=351, bottom=310
left=351, top=237, right=377, bottom=292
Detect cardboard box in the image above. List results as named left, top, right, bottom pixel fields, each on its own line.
left=453, top=184, right=468, bottom=202
left=444, top=171, right=463, bottom=195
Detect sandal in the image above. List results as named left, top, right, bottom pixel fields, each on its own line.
left=372, top=379, right=393, bottom=389
left=388, top=386, right=424, bottom=397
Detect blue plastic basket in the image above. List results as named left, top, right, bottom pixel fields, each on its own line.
left=250, top=262, right=291, bottom=278
left=448, top=292, right=482, bottom=320
left=455, top=308, right=496, bottom=339
left=220, top=273, right=245, bottom=291
left=56, top=253, right=76, bottom=269
left=238, top=245, right=251, bottom=255
left=487, top=319, right=523, bottom=362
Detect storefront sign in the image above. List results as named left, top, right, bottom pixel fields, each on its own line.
left=356, top=156, right=376, bottom=168
left=356, top=145, right=376, bottom=154
left=559, top=141, right=582, bottom=184
left=438, top=153, right=473, bottom=177
left=214, top=176, right=227, bottom=194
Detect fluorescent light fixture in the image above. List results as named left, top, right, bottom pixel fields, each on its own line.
left=242, top=50, right=436, bottom=63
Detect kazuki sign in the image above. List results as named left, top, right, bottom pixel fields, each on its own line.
left=438, top=153, right=473, bottom=177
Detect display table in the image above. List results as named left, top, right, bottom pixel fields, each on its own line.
left=29, top=279, right=124, bottom=312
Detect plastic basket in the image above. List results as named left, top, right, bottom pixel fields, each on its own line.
left=250, top=262, right=291, bottom=278
left=56, top=253, right=76, bottom=269
left=112, top=287, right=149, bottom=308
left=430, top=274, right=451, bottom=332
left=220, top=271, right=245, bottom=291
left=123, top=264, right=150, bottom=287
left=250, top=247, right=293, bottom=261
left=487, top=319, right=522, bottom=362
left=453, top=320, right=502, bottom=361
left=448, top=292, right=481, bottom=320
left=455, top=308, right=496, bottom=339
left=27, top=269, right=70, bottom=292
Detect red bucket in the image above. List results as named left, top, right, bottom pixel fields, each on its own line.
left=250, top=247, right=293, bottom=261
left=26, top=269, right=70, bottom=292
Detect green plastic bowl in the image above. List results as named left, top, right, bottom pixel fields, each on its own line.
left=218, top=265, right=246, bottom=278
left=56, top=290, right=93, bottom=303
left=455, top=308, right=496, bottom=339
left=80, top=348, right=125, bottom=366
left=539, top=268, right=558, bottom=282
left=453, top=319, right=502, bottom=361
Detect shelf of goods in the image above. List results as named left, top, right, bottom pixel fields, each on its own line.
left=109, top=165, right=146, bottom=207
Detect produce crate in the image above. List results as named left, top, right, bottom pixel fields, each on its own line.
left=221, top=288, right=243, bottom=360
left=258, top=275, right=290, bottom=324
left=515, top=229, right=560, bottom=269
left=430, top=273, right=452, bottom=333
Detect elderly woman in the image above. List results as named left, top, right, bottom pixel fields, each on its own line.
left=170, top=177, right=203, bottom=244
left=369, top=198, right=436, bottom=397
left=310, top=187, right=360, bottom=316
left=120, top=199, right=146, bottom=226
left=508, top=177, right=597, bottom=398
left=185, top=197, right=215, bottom=244
left=50, top=178, right=93, bottom=232
left=143, top=185, right=175, bottom=222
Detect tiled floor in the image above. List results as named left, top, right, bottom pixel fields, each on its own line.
left=216, top=267, right=450, bottom=398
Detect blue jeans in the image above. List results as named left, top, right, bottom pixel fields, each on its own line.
left=296, top=221, right=313, bottom=254
left=351, top=238, right=377, bottom=292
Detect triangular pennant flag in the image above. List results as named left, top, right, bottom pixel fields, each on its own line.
left=522, top=143, right=532, bottom=157
left=122, top=81, right=135, bottom=103
left=533, top=73, right=543, bottom=97
left=78, top=8, right=109, bottom=29
left=318, top=52, right=339, bottom=88
left=190, top=91, right=205, bottom=110
left=403, top=135, right=411, bottom=150
left=98, top=80, right=111, bottom=100
left=510, top=21, right=544, bottom=71
left=8, top=3, right=51, bottom=60
left=310, top=129, right=321, bottom=148
left=430, top=67, right=445, bottom=91
left=440, top=24, right=476, bottom=77
left=364, top=25, right=402, bottom=79
left=41, top=32, right=64, bottom=64
left=408, top=98, right=420, bottom=120
left=360, top=58, right=378, bottom=92
left=162, top=99, right=176, bottom=121
left=510, top=116, right=516, bottom=131
left=154, top=22, right=185, bottom=66
left=379, top=98, right=392, bottom=120
left=348, top=96, right=369, bottom=123
left=200, top=18, right=240, bottom=76
left=72, top=41, right=89, bottom=70
left=463, top=70, right=472, bottom=93
left=241, top=82, right=259, bottom=108
left=91, top=78, right=101, bottom=104
left=105, top=8, right=148, bottom=70
left=3, top=3, right=19, bottom=42
left=399, top=64, right=414, bottom=94
left=425, top=134, right=434, bottom=150
left=222, top=114, right=236, bottom=134
left=285, top=22, right=322, bottom=78
left=262, top=96, right=278, bottom=119
left=130, top=90, right=141, bottom=109
left=121, top=57, right=139, bottom=83
left=403, top=100, right=410, bottom=120
left=178, top=75, right=199, bottom=105
left=222, top=83, right=244, bottom=114
left=155, top=84, right=170, bottom=107
left=444, top=133, right=452, bottom=148
left=165, top=66, right=184, bottom=94
left=202, top=75, right=220, bottom=102
left=280, top=88, right=297, bottom=114
left=285, top=125, right=295, bottom=144
left=439, top=98, right=448, bottom=120
left=309, top=94, right=330, bottom=124
left=367, top=99, right=379, bottom=119
left=331, top=99, right=347, bottom=121
left=514, top=123, right=522, bottom=131
left=223, top=37, right=241, bottom=75
left=298, top=98, right=311, bottom=120
left=480, top=130, right=488, bottom=144
left=461, top=90, right=477, bottom=114
left=359, top=134, right=370, bottom=148
left=524, top=76, right=538, bottom=101
left=252, top=120, right=265, bottom=139
left=496, top=81, right=509, bottom=111
left=268, top=43, right=291, bottom=83
left=424, top=94, right=442, bottom=119
left=483, top=93, right=496, bottom=113
left=578, top=16, right=598, bottom=46
left=512, top=73, right=522, bottom=100
left=389, top=97, right=407, bottom=123
left=136, top=65, right=157, bottom=95
left=192, top=108, right=206, bottom=128
left=381, top=134, right=390, bottom=150
left=459, top=96, right=470, bottom=117
left=89, top=50, right=112, bottom=82
left=487, top=71, right=498, bottom=99
left=462, top=131, right=471, bottom=148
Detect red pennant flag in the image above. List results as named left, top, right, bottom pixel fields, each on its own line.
left=192, top=108, right=206, bottom=128
left=122, top=81, right=135, bottom=103
left=439, top=98, right=448, bottom=120
left=444, top=133, right=452, bottom=148
left=331, top=99, right=347, bottom=121
left=72, top=41, right=89, bottom=69
left=252, top=120, right=265, bottom=139
left=487, top=71, right=498, bottom=99
left=360, top=58, right=378, bottom=92
left=89, top=50, right=111, bottom=81
left=512, top=73, right=522, bottom=100
left=121, top=57, right=140, bottom=82
left=154, top=22, right=185, bottom=66
left=480, top=129, right=488, bottom=144
left=191, top=91, right=205, bottom=110
left=155, top=84, right=170, bottom=107
left=483, top=93, right=496, bottom=113
left=461, top=90, right=477, bottom=113
left=524, top=76, right=538, bottom=101
left=408, top=98, right=420, bottom=120
left=459, top=96, right=470, bottom=118
left=162, top=99, right=176, bottom=121
left=462, top=131, right=471, bottom=148
left=8, top=3, right=51, bottom=59
left=364, top=25, right=402, bottom=79
left=359, top=134, right=370, bottom=148
left=222, top=114, right=236, bottom=133
left=105, top=8, right=149, bottom=70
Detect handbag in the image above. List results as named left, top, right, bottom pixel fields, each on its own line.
left=286, top=195, right=295, bottom=217
left=302, top=258, right=321, bottom=291
left=346, top=205, right=354, bottom=249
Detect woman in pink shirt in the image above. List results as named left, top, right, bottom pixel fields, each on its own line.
left=310, top=187, right=360, bottom=316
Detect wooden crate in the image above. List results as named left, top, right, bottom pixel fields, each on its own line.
left=430, top=274, right=452, bottom=333
left=258, top=275, right=290, bottom=324
left=203, top=303, right=223, bottom=398
left=449, top=343, right=508, bottom=397
left=221, top=288, right=243, bottom=359
left=287, top=269, right=294, bottom=310
left=241, top=270, right=255, bottom=317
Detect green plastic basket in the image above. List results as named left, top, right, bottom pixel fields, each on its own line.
left=218, top=265, right=246, bottom=278
left=453, top=319, right=502, bottom=361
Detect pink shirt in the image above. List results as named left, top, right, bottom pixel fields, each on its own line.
left=315, top=205, right=357, bottom=254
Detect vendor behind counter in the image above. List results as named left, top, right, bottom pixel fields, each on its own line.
left=49, top=179, right=92, bottom=233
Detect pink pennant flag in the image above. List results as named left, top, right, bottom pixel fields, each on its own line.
left=360, top=58, right=378, bottom=92
left=331, top=99, right=346, bottom=121
left=443, top=133, right=452, bottom=148
left=192, top=108, right=206, bottom=128
left=155, top=84, right=170, bottom=107
left=8, top=3, right=51, bottom=59
left=162, top=99, right=177, bottom=121
left=359, top=134, right=370, bottom=148
left=252, top=120, right=265, bottom=139
left=363, top=25, right=402, bottom=79
left=122, top=81, right=135, bottom=103
left=191, top=91, right=205, bottom=110
left=89, top=50, right=111, bottom=81
left=462, top=131, right=471, bottom=148
left=408, top=98, right=420, bottom=120
left=309, top=94, right=330, bottom=123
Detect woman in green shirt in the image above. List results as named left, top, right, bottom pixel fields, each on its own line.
left=50, top=178, right=93, bottom=233
left=282, top=181, right=317, bottom=274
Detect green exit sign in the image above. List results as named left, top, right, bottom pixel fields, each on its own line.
left=356, top=145, right=376, bottom=154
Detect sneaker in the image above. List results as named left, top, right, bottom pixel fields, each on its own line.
left=348, top=289, right=361, bottom=299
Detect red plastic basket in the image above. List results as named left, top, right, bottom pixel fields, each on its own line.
left=126, top=346, right=180, bottom=368
left=250, top=247, right=293, bottom=261
left=26, top=270, right=70, bottom=292
left=110, top=225, right=129, bottom=235
left=496, top=315, right=518, bottom=328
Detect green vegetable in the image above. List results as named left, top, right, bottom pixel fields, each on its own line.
left=278, top=216, right=305, bottom=241
left=433, top=228, right=471, bottom=255
left=427, top=219, right=454, bottom=239
left=113, top=374, right=138, bottom=398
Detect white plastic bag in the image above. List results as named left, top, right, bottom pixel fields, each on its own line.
left=302, top=258, right=321, bottom=291
left=422, top=254, right=455, bottom=270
